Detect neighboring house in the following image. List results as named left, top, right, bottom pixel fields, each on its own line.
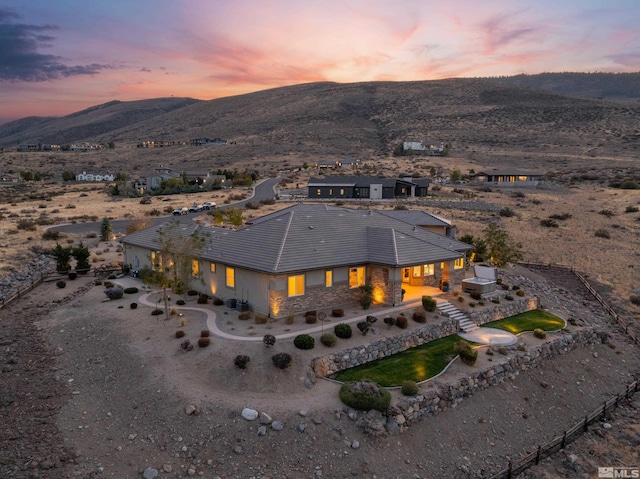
left=190, top=138, right=227, bottom=146
left=0, top=172, right=20, bottom=184
left=121, top=205, right=471, bottom=318
left=137, top=140, right=186, bottom=148
left=75, top=171, right=115, bottom=182
left=307, top=175, right=429, bottom=199
left=403, top=141, right=446, bottom=155
left=472, top=169, right=544, bottom=186
left=314, top=158, right=364, bottom=170
left=69, top=143, right=100, bottom=151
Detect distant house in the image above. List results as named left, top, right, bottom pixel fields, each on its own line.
left=132, top=167, right=224, bottom=193
left=76, top=171, right=115, bottom=182
left=403, top=141, right=446, bottom=155
left=190, top=138, right=227, bottom=146
left=121, top=205, right=471, bottom=318
left=308, top=175, right=429, bottom=199
left=0, top=172, right=20, bottom=184
left=137, top=140, right=186, bottom=148
left=314, top=158, right=364, bottom=170
left=472, top=169, right=544, bottom=186
left=69, top=143, right=100, bottom=152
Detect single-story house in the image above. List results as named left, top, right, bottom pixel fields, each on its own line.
left=121, top=205, right=471, bottom=318
left=403, top=141, right=446, bottom=155
left=0, top=172, right=20, bottom=184
left=308, top=176, right=429, bottom=199
left=75, top=171, right=116, bottom=182
left=472, top=169, right=544, bottom=185
left=190, top=138, right=227, bottom=146
left=133, top=168, right=222, bottom=193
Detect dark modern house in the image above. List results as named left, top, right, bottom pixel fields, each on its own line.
left=471, top=169, right=544, bottom=186
left=308, top=176, right=429, bottom=199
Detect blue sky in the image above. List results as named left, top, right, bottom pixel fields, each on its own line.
left=0, top=0, right=638, bottom=121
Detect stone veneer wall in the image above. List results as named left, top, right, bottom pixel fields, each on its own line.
left=383, top=327, right=608, bottom=434
left=0, top=255, right=54, bottom=303
left=311, top=318, right=458, bottom=377
left=467, top=296, right=539, bottom=326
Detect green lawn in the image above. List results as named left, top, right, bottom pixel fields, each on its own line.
left=330, top=334, right=467, bottom=387
left=481, top=309, right=565, bottom=334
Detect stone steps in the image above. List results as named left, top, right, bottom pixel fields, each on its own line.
left=437, top=300, right=478, bottom=332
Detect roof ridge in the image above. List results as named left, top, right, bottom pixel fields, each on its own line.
left=273, top=210, right=294, bottom=271
left=391, top=229, right=399, bottom=265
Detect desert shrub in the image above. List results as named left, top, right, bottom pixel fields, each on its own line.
left=42, top=230, right=62, bottom=241
left=594, top=228, right=610, bottom=239
left=491, top=298, right=500, bottom=304
left=68, top=272, right=77, bottom=280
left=486, top=348, right=494, bottom=356
left=16, top=219, right=37, bottom=231
left=234, top=355, right=250, bottom=369
left=294, top=334, right=315, bottom=350
left=478, top=301, right=485, bottom=306
left=169, top=306, right=178, bottom=316
left=303, top=310, right=317, bottom=318
left=213, top=297, right=224, bottom=306
left=422, top=295, right=437, bottom=312
left=540, top=218, right=558, bottom=228
left=499, top=207, right=516, bottom=217
left=396, top=316, right=408, bottom=329
left=305, top=314, right=318, bottom=324
left=94, top=279, right=103, bottom=285
left=320, top=333, right=337, bottom=347
left=469, top=302, right=476, bottom=307
left=630, top=295, right=640, bottom=306
left=245, top=201, right=260, bottom=210
left=458, top=296, right=465, bottom=303
left=130, top=302, right=138, bottom=309
left=383, top=316, right=396, bottom=328
left=339, top=380, right=391, bottom=412
left=151, top=309, right=163, bottom=316
left=197, top=337, right=211, bottom=348
left=334, top=323, right=352, bottom=339
left=516, top=289, right=526, bottom=297
left=124, top=287, right=139, bottom=294
left=104, top=287, right=124, bottom=300
left=139, top=196, right=152, bottom=205
left=175, top=330, right=185, bottom=338
left=272, top=352, right=292, bottom=369
left=412, top=311, right=426, bottom=323
left=331, top=308, right=344, bottom=317
left=470, top=291, right=482, bottom=300
left=498, top=347, right=508, bottom=355
left=533, top=328, right=547, bottom=339
left=259, top=198, right=276, bottom=205
left=176, top=299, right=186, bottom=305
left=598, top=209, right=615, bottom=217
left=620, top=180, right=638, bottom=189
left=200, top=330, right=210, bottom=338
left=255, top=314, right=268, bottom=324
left=357, top=321, right=370, bottom=335
left=625, top=205, right=639, bottom=213
left=187, top=289, right=198, bottom=296
left=505, top=294, right=514, bottom=301
left=238, top=311, right=251, bottom=320
left=401, top=380, right=419, bottom=397
left=197, top=295, right=208, bottom=304
left=56, top=280, right=66, bottom=289
left=454, top=340, right=478, bottom=366
left=263, top=334, right=276, bottom=347
left=549, top=213, right=572, bottom=220
left=107, top=274, right=116, bottom=280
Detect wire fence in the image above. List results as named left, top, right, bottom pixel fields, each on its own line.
left=490, top=261, right=640, bottom=478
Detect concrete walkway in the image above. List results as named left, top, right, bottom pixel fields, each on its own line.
left=458, top=327, right=518, bottom=346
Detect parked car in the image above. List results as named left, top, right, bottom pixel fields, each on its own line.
left=172, top=207, right=188, bottom=215
left=189, top=204, right=203, bottom=213
left=202, top=202, right=216, bottom=210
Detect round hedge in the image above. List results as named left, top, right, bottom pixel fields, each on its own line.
left=401, top=380, right=419, bottom=396
left=124, top=287, right=139, bottom=294
left=56, top=280, right=66, bottom=289
left=151, top=309, right=163, bottom=316
left=339, top=380, right=391, bottom=411
left=320, top=333, right=337, bottom=347
left=334, top=323, right=352, bottom=339
left=293, top=334, right=315, bottom=350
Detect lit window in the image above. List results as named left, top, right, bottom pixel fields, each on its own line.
left=454, top=258, right=465, bottom=269
left=329, top=188, right=333, bottom=195
left=192, top=259, right=199, bottom=277
left=210, top=262, right=216, bottom=273
left=349, top=266, right=365, bottom=288
left=288, top=275, right=305, bottom=297
left=226, top=267, right=235, bottom=288
left=423, top=264, right=434, bottom=276
left=412, top=266, right=421, bottom=277
left=339, top=189, right=344, bottom=196
left=316, top=188, right=321, bottom=196
left=151, top=251, right=163, bottom=271
left=325, top=270, right=333, bottom=287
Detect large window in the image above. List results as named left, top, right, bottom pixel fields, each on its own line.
left=151, top=251, right=163, bottom=271
left=325, top=270, right=333, bottom=287
left=192, top=259, right=199, bottom=277
left=226, top=267, right=235, bottom=288
left=454, top=258, right=465, bottom=269
left=349, top=266, right=365, bottom=288
left=288, top=275, right=305, bottom=297
left=423, top=264, right=435, bottom=276
left=210, top=262, right=216, bottom=273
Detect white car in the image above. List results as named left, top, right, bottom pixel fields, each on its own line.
left=202, top=202, right=216, bottom=210
left=188, top=204, right=203, bottom=213
left=172, top=207, right=188, bottom=215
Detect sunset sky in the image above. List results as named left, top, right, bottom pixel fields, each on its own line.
left=1, top=0, right=638, bottom=122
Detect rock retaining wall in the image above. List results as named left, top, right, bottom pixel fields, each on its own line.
left=384, top=327, right=608, bottom=434
left=468, top=296, right=539, bottom=326
left=0, top=255, right=54, bottom=303
left=311, top=318, right=458, bottom=378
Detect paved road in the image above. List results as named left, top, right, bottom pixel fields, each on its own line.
left=52, top=177, right=281, bottom=235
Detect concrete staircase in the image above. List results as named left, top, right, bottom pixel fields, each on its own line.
left=437, top=300, right=478, bottom=332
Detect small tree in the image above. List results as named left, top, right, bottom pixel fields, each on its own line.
left=100, top=217, right=113, bottom=241
left=51, top=243, right=72, bottom=272
left=61, top=170, right=76, bottom=181
left=72, top=242, right=91, bottom=271
left=263, top=334, right=276, bottom=347
left=483, top=223, right=522, bottom=267
left=358, top=284, right=374, bottom=309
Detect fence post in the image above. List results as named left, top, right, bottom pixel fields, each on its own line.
left=507, top=461, right=512, bottom=479
left=583, top=416, right=588, bottom=432
left=535, top=445, right=541, bottom=465
left=561, top=431, right=567, bottom=449
left=602, top=401, right=607, bottom=419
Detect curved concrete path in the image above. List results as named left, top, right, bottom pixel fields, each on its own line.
left=139, top=291, right=518, bottom=345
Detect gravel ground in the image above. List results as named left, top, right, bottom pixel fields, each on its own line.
left=0, top=266, right=639, bottom=479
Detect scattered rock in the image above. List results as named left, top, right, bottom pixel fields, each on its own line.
left=142, top=467, right=158, bottom=479
left=271, top=421, right=284, bottom=431
left=259, top=412, right=272, bottom=424
left=185, top=405, right=196, bottom=415
left=241, top=407, right=258, bottom=421
left=257, top=426, right=267, bottom=436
